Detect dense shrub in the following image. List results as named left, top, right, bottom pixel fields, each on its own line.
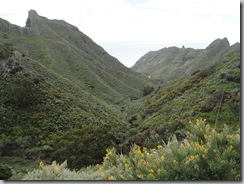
left=0, top=43, right=13, bottom=59
left=3, top=76, right=41, bottom=109
left=0, top=164, right=13, bottom=180
left=142, top=86, right=155, bottom=96
left=51, top=124, right=116, bottom=169
left=24, top=119, right=240, bottom=180
left=23, top=160, right=103, bottom=180
left=98, top=119, right=240, bottom=180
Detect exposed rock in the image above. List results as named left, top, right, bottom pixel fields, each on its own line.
left=206, top=37, right=230, bottom=50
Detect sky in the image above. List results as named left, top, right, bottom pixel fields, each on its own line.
left=0, top=0, right=240, bottom=67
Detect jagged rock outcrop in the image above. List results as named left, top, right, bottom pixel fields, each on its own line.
left=206, top=37, right=230, bottom=50
left=25, top=9, right=39, bottom=27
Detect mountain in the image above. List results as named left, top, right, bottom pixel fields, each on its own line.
left=0, top=10, right=240, bottom=178
left=0, top=10, right=153, bottom=169
left=1, top=10, right=152, bottom=104
left=131, top=38, right=240, bottom=83
left=123, top=47, right=240, bottom=150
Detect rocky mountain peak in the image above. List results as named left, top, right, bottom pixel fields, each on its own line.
left=25, top=10, right=40, bottom=27
left=28, top=9, right=39, bottom=18
left=25, top=9, right=78, bottom=32
left=206, top=37, right=230, bottom=50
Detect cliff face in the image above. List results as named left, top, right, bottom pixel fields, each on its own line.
left=131, top=38, right=239, bottom=83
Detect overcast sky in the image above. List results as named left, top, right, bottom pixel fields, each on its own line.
left=0, top=0, right=240, bottom=67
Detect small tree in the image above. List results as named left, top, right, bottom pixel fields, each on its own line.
left=0, top=164, right=13, bottom=180
left=4, top=76, right=40, bottom=109
left=142, top=86, right=155, bottom=96
left=51, top=124, right=116, bottom=169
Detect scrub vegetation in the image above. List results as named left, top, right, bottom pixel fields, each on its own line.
left=0, top=10, right=240, bottom=180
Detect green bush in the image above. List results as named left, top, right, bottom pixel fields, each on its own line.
left=98, top=119, right=240, bottom=180
left=51, top=124, right=116, bottom=169
left=23, top=119, right=240, bottom=180
left=0, top=164, right=13, bottom=180
left=0, top=43, right=13, bottom=59
left=23, top=161, right=76, bottom=180
left=3, top=76, right=41, bottom=109
left=142, top=86, right=155, bottom=96
left=23, top=160, right=102, bottom=180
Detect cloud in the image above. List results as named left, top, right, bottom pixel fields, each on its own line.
left=76, top=0, right=239, bottom=45
left=0, top=0, right=239, bottom=44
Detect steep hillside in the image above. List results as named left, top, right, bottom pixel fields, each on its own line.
left=0, top=10, right=153, bottom=170
left=131, top=38, right=240, bottom=83
left=0, top=10, right=240, bottom=179
left=1, top=10, right=152, bottom=104
left=0, top=45, right=128, bottom=168
left=123, top=48, right=240, bottom=150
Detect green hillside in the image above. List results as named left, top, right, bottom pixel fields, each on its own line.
left=123, top=49, right=240, bottom=149
left=0, top=45, right=128, bottom=169
left=131, top=38, right=240, bottom=83
left=1, top=10, right=152, bottom=104
left=0, top=10, right=153, bottom=174
left=0, top=10, right=240, bottom=180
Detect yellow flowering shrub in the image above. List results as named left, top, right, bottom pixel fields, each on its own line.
left=97, top=119, right=240, bottom=180
left=23, top=119, right=240, bottom=180
left=23, top=160, right=102, bottom=180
